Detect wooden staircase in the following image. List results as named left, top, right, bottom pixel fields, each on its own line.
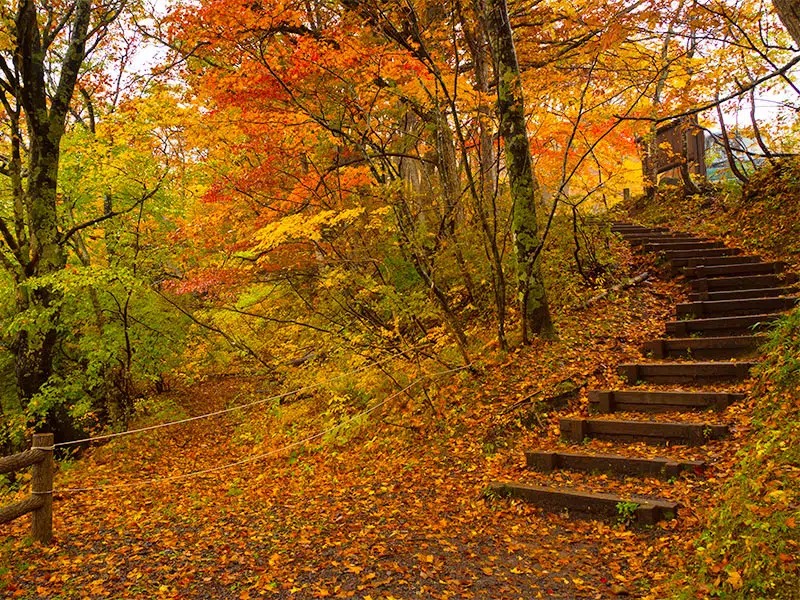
left=490, top=222, right=797, bottom=523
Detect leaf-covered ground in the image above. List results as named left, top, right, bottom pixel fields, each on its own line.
left=0, top=247, right=765, bottom=599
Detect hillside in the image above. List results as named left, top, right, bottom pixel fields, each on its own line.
left=3, top=185, right=798, bottom=599
left=1, top=233, right=682, bottom=599
left=1, top=0, right=799, bottom=597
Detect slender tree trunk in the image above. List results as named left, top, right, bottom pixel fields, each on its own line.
left=644, top=2, right=685, bottom=198
left=749, top=87, right=775, bottom=164
left=433, top=111, right=476, bottom=303
left=715, top=94, right=749, bottom=183
left=484, top=0, right=554, bottom=342
left=462, top=6, right=508, bottom=349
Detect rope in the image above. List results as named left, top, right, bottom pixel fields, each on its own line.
left=54, top=351, right=413, bottom=448
left=56, top=365, right=468, bottom=494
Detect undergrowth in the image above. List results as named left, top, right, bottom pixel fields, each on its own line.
left=674, top=309, right=800, bottom=599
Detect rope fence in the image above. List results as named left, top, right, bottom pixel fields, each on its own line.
left=1, top=361, right=469, bottom=543
left=57, top=365, right=468, bottom=493
left=54, top=349, right=414, bottom=448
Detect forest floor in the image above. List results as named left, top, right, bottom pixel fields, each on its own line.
left=0, top=239, right=760, bottom=599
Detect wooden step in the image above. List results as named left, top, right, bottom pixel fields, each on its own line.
left=613, top=228, right=670, bottom=236
left=611, top=225, right=668, bottom=233
left=675, top=297, right=797, bottom=318
left=669, top=255, right=761, bottom=270
left=692, top=274, right=794, bottom=292
left=643, top=335, right=767, bottom=359
left=488, top=483, right=678, bottom=524
left=661, top=248, right=743, bottom=260
left=525, top=450, right=706, bottom=479
left=682, top=262, right=785, bottom=279
left=689, top=286, right=798, bottom=302
left=559, top=417, right=729, bottom=445
left=644, top=241, right=725, bottom=252
left=665, top=313, right=783, bottom=336
left=630, top=236, right=703, bottom=246
left=589, top=390, right=744, bottom=413
left=621, top=232, right=693, bottom=241
left=618, top=361, right=755, bottom=384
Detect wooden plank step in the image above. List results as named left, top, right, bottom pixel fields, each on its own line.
left=661, top=248, right=743, bottom=259
left=644, top=241, right=725, bottom=252
left=613, top=228, right=670, bottom=236
left=692, top=274, right=795, bottom=292
left=618, top=361, right=755, bottom=384
left=559, top=417, right=729, bottom=445
left=488, top=483, right=678, bottom=524
left=525, top=450, right=706, bottom=479
left=665, top=313, right=783, bottom=336
left=588, top=390, right=744, bottom=413
left=611, top=225, right=668, bottom=233
left=675, top=296, right=797, bottom=318
left=629, top=236, right=702, bottom=246
left=643, top=335, right=767, bottom=359
left=689, top=286, right=798, bottom=302
left=620, top=232, right=693, bottom=241
left=669, top=255, right=761, bottom=270
left=682, top=262, right=785, bottom=279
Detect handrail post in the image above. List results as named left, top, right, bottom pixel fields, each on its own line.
left=31, top=433, right=53, bottom=544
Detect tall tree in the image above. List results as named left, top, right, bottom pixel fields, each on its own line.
left=484, top=0, right=554, bottom=341
left=0, top=0, right=125, bottom=437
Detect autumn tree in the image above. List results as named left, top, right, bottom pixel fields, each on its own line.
left=0, top=0, right=185, bottom=443
left=484, top=0, right=554, bottom=341
left=0, top=0, right=94, bottom=438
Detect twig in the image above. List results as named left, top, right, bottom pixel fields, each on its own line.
left=582, top=271, right=650, bottom=308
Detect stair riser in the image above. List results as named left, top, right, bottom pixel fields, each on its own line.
left=645, top=242, right=725, bottom=252
left=621, top=232, right=692, bottom=239
left=669, top=256, right=761, bottom=271
left=661, top=248, right=742, bottom=259
left=618, top=363, right=754, bottom=384
left=629, top=237, right=701, bottom=246
left=666, top=315, right=781, bottom=336
left=692, top=275, right=793, bottom=291
left=643, top=340, right=763, bottom=360
left=689, top=287, right=798, bottom=302
left=589, top=390, right=743, bottom=413
left=525, top=451, right=705, bottom=479
left=489, top=483, right=677, bottom=524
left=675, top=298, right=797, bottom=318
left=560, top=419, right=729, bottom=446
left=682, top=263, right=785, bottom=279
left=611, top=226, right=668, bottom=233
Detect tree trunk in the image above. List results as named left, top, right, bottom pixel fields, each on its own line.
left=774, top=0, right=800, bottom=46
left=461, top=4, right=508, bottom=349
left=4, top=0, right=92, bottom=439
left=433, top=111, right=476, bottom=304
left=484, top=0, right=554, bottom=342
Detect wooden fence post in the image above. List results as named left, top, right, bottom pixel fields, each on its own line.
left=31, top=433, right=53, bottom=544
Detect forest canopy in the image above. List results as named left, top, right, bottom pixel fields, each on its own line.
left=0, top=0, right=798, bottom=448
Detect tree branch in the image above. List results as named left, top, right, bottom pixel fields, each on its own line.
left=616, top=53, right=800, bottom=123
left=59, top=183, right=162, bottom=246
